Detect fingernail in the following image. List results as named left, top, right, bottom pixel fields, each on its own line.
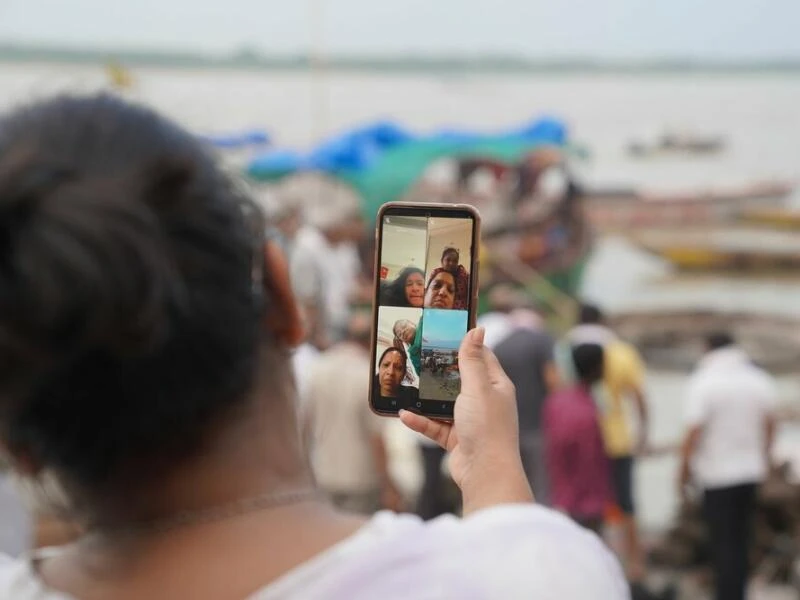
left=471, top=327, right=485, bottom=346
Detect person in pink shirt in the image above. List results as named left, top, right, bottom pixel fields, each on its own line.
left=543, top=343, right=613, bottom=534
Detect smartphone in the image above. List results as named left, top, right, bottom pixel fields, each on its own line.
left=369, top=202, right=481, bottom=420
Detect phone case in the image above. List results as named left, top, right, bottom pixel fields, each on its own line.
left=368, top=201, right=482, bottom=422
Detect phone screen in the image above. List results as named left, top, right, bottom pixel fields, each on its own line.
left=370, top=205, right=479, bottom=418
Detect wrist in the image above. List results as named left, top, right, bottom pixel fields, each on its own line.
left=460, top=453, right=533, bottom=516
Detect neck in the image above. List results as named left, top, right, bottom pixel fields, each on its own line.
left=71, top=384, right=314, bottom=536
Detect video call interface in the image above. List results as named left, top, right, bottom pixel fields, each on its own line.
left=374, top=214, right=474, bottom=406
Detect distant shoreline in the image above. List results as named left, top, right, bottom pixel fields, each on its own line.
left=2, top=44, right=800, bottom=75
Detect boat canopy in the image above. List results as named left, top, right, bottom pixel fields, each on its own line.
left=246, top=116, right=570, bottom=223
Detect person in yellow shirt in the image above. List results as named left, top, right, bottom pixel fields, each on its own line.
left=555, top=303, right=649, bottom=582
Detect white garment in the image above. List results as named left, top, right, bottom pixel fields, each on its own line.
left=684, top=346, right=779, bottom=490
left=398, top=341, right=420, bottom=388
left=565, top=324, right=618, bottom=347
left=304, top=344, right=384, bottom=494
left=0, top=476, right=30, bottom=557
left=0, top=505, right=629, bottom=599
left=291, top=343, right=320, bottom=411
left=289, top=226, right=359, bottom=339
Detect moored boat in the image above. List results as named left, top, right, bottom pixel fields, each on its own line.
left=608, top=309, right=800, bottom=374
left=630, top=227, right=800, bottom=273
left=586, top=181, right=793, bottom=232
left=739, top=208, right=800, bottom=230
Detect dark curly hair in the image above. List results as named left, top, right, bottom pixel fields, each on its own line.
left=379, top=266, right=424, bottom=307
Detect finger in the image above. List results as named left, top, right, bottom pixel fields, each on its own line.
left=399, top=410, right=453, bottom=449
left=457, top=327, right=489, bottom=394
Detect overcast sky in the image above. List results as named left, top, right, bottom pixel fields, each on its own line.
left=1, top=0, right=798, bottom=59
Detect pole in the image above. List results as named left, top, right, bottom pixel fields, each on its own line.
left=308, top=0, right=329, bottom=205
left=308, top=0, right=328, bottom=143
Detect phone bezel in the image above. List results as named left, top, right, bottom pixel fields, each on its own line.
left=368, top=201, right=481, bottom=421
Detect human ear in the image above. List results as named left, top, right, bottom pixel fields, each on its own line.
left=261, top=241, right=304, bottom=347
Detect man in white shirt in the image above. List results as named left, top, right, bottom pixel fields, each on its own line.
left=301, top=312, right=402, bottom=515
left=678, top=332, right=778, bottom=600
left=289, top=197, right=364, bottom=349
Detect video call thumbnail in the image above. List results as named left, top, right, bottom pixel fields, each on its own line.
left=418, top=308, right=468, bottom=402
left=374, top=306, right=422, bottom=402
left=374, top=214, right=474, bottom=403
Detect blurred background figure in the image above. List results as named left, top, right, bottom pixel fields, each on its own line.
left=476, top=284, right=528, bottom=349
left=289, top=195, right=365, bottom=350
left=493, top=306, right=559, bottom=503
left=302, top=312, right=404, bottom=514
left=415, top=432, right=459, bottom=520
left=544, top=343, right=609, bottom=532
left=557, top=302, right=649, bottom=582
left=262, top=192, right=303, bottom=259
left=678, top=332, right=778, bottom=600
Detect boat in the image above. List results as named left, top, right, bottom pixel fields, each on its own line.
left=246, top=118, right=592, bottom=304
left=585, top=181, right=793, bottom=232
left=475, top=188, right=592, bottom=317
left=608, top=309, right=800, bottom=374
left=739, top=208, right=800, bottom=231
left=627, top=132, right=725, bottom=158
left=414, top=163, right=793, bottom=233
left=630, top=227, right=800, bottom=273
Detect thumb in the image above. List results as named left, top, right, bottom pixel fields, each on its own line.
left=457, top=327, right=489, bottom=394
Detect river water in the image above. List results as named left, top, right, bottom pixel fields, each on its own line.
left=2, top=63, right=800, bottom=529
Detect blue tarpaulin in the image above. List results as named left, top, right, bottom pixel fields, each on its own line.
left=202, top=129, right=271, bottom=149
left=246, top=116, right=568, bottom=180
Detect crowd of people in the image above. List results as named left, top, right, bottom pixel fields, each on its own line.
left=279, top=183, right=780, bottom=600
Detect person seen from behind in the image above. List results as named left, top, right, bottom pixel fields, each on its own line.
left=556, top=302, right=649, bottom=581
left=0, top=94, right=628, bottom=599
left=678, top=332, right=778, bottom=600
left=289, top=194, right=364, bottom=350
left=301, top=312, right=403, bottom=515
left=543, top=343, right=611, bottom=533
left=493, top=307, right=559, bottom=504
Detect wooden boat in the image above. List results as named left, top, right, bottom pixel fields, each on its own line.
left=404, top=155, right=594, bottom=305
left=739, top=208, right=800, bottom=231
left=586, top=181, right=793, bottom=232
left=608, top=309, right=800, bottom=374
left=418, top=168, right=794, bottom=232
left=627, top=133, right=725, bottom=158
left=630, top=227, right=800, bottom=273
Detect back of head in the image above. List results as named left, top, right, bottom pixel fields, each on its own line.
left=572, top=343, right=604, bottom=384
left=706, top=331, right=735, bottom=352
left=577, top=302, right=603, bottom=325
left=0, top=94, right=273, bottom=498
left=487, top=284, right=525, bottom=314
left=303, top=187, right=361, bottom=233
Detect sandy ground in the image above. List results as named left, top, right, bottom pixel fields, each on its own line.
left=418, top=369, right=460, bottom=402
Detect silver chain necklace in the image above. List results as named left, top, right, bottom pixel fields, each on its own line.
left=87, top=487, right=323, bottom=535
